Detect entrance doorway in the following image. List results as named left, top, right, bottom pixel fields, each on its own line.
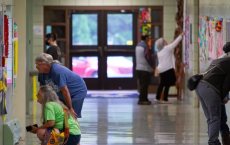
left=69, top=10, right=138, bottom=90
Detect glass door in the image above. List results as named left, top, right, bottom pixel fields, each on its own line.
left=70, top=10, right=138, bottom=90
left=69, top=11, right=103, bottom=90
left=102, top=10, right=138, bottom=90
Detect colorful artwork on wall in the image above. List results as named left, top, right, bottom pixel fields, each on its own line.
left=140, top=24, right=151, bottom=36
left=208, top=18, right=216, bottom=60
left=184, top=16, right=190, bottom=68
left=139, top=8, right=151, bottom=23
left=216, top=18, right=223, bottom=59
left=226, top=20, right=230, bottom=42
left=14, top=22, right=18, bottom=38
left=198, top=17, right=208, bottom=62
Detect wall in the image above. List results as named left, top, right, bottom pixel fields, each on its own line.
left=199, top=0, right=230, bottom=71
left=32, top=0, right=177, bottom=67
left=184, top=0, right=199, bottom=107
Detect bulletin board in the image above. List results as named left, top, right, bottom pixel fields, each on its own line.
left=184, top=16, right=190, bottom=68
left=215, top=18, right=223, bottom=59
left=226, top=20, right=230, bottom=42
left=198, top=17, right=208, bottom=62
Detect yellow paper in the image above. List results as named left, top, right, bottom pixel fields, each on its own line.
left=33, top=76, right=37, bottom=123
left=14, top=40, right=18, bottom=76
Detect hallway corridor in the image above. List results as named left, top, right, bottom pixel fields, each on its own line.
left=23, top=95, right=216, bottom=145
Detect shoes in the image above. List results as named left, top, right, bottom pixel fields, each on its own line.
left=154, top=99, right=173, bottom=104
left=137, top=100, right=151, bottom=105
left=154, top=99, right=161, bottom=103
left=221, top=131, right=230, bottom=145
left=161, top=101, right=173, bottom=104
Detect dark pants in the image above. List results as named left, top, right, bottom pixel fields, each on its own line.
left=66, top=134, right=81, bottom=145
left=156, top=69, right=176, bottom=101
left=196, top=82, right=221, bottom=145
left=156, top=83, right=170, bottom=101
left=220, top=104, right=229, bottom=132
left=137, top=70, right=151, bottom=101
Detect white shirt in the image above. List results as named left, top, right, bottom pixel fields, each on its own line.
left=157, top=36, right=182, bottom=73
left=135, top=41, right=152, bottom=72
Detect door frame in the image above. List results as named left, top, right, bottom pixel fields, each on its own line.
left=44, top=6, right=164, bottom=90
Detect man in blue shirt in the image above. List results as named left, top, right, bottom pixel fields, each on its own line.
left=35, top=53, right=87, bottom=119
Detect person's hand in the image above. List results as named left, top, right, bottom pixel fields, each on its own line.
left=69, top=108, right=78, bottom=119
left=180, top=31, right=185, bottom=36
left=222, top=100, right=229, bottom=105
left=30, top=125, right=38, bottom=134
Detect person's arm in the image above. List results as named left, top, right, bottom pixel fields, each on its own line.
left=222, top=75, right=230, bottom=102
left=57, top=73, right=77, bottom=118
left=166, top=32, right=184, bottom=51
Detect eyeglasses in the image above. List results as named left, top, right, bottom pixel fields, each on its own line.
left=35, top=63, right=46, bottom=67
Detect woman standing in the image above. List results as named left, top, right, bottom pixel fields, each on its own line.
left=45, top=33, right=61, bottom=60
left=155, top=32, right=184, bottom=103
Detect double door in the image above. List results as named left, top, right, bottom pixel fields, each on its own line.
left=69, top=10, right=138, bottom=90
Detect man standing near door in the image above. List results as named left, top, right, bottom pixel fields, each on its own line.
left=135, top=34, right=153, bottom=105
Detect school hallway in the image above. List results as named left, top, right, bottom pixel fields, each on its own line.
left=22, top=94, right=220, bottom=145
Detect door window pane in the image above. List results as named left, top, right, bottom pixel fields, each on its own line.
left=107, top=14, right=133, bottom=45
left=107, top=56, right=133, bottom=78
left=46, top=25, right=65, bottom=38
left=72, top=14, right=98, bottom=45
left=151, top=26, right=161, bottom=39
left=72, top=56, right=98, bottom=78
left=57, top=41, right=65, bottom=54
left=151, top=10, right=162, bottom=23
left=45, top=10, right=65, bottom=23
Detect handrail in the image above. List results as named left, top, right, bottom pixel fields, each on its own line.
left=29, top=70, right=39, bottom=124
left=29, top=70, right=39, bottom=77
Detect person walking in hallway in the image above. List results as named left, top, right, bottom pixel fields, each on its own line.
left=135, top=34, right=153, bottom=105
left=35, top=53, right=87, bottom=120
left=195, top=57, right=230, bottom=145
left=45, top=33, right=61, bottom=61
left=155, top=32, right=184, bottom=103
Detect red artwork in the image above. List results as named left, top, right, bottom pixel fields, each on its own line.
left=4, top=15, right=9, bottom=58
left=139, top=8, right=151, bottom=23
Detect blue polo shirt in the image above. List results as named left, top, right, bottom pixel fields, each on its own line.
left=38, top=63, right=87, bottom=101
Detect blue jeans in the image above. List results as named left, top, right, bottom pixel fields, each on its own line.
left=220, top=104, right=229, bottom=132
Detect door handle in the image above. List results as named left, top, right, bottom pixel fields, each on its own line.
left=98, top=46, right=103, bottom=56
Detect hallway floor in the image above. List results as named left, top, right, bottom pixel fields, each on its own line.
left=23, top=94, right=218, bottom=145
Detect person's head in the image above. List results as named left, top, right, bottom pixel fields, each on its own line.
left=45, top=33, right=57, bottom=46
left=141, top=34, right=149, bottom=43
left=37, top=85, right=71, bottom=123
left=155, top=38, right=165, bottom=52
left=223, top=42, right=230, bottom=54
left=35, top=53, right=53, bottom=73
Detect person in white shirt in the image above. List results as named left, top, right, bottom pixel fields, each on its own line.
left=135, top=34, right=153, bottom=105
left=155, top=32, right=184, bottom=103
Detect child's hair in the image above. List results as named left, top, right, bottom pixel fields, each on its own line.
left=45, top=33, right=57, bottom=41
left=223, top=42, right=230, bottom=53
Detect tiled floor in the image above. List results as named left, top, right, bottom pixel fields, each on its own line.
left=23, top=94, right=219, bottom=145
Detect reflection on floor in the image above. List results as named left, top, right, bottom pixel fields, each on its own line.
left=23, top=94, right=218, bottom=145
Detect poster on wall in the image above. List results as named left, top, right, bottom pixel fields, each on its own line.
left=184, top=16, right=190, bottom=68
left=226, top=20, right=230, bottom=42
left=139, top=8, right=151, bottom=23
left=198, top=17, right=208, bottom=62
left=208, top=18, right=216, bottom=60
left=216, top=18, right=223, bottom=58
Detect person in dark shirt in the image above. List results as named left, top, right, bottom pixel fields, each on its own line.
left=45, top=33, right=61, bottom=60
left=195, top=57, right=230, bottom=145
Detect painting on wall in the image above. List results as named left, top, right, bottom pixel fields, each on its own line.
left=216, top=18, right=223, bottom=59
left=184, top=16, right=190, bottom=68
left=226, top=20, right=230, bottom=42
left=208, top=18, right=216, bottom=60
left=139, top=8, right=151, bottom=23
left=198, top=17, right=208, bottom=62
